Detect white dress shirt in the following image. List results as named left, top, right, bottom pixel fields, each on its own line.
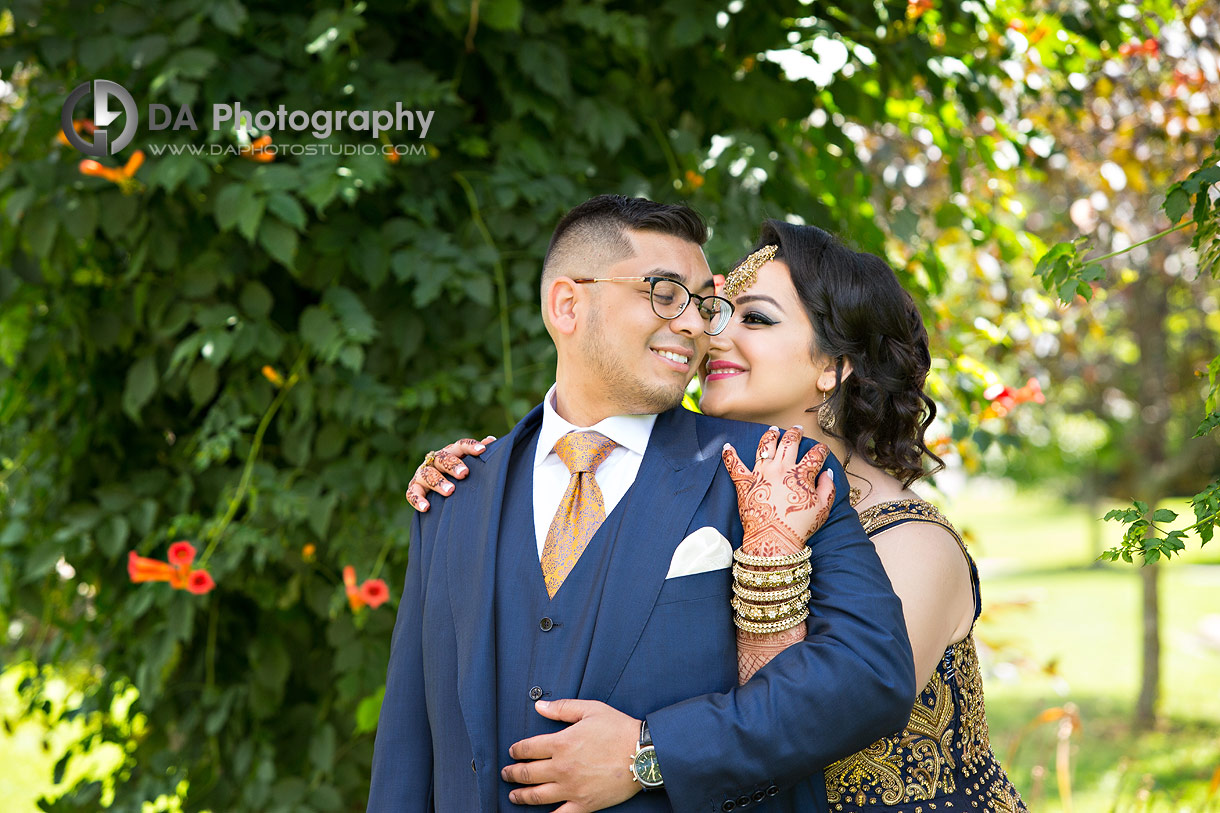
left=532, top=384, right=658, bottom=558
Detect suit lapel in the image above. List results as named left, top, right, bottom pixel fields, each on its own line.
left=579, top=406, right=722, bottom=700
left=447, top=403, right=543, bottom=807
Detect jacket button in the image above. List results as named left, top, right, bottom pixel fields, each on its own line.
left=737, top=795, right=751, bottom=807
left=529, top=686, right=544, bottom=701
left=471, top=759, right=477, bottom=772
left=752, top=790, right=766, bottom=802
left=720, top=801, right=736, bottom=812
left=766, top=784, right=779, bottom=796
left=539, top=617, right=554, bottom=631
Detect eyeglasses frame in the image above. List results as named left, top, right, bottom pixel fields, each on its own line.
left=570, top=275, right=735, bottom=336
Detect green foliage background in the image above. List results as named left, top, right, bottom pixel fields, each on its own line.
left=0, top=0, right=1193, bottom=809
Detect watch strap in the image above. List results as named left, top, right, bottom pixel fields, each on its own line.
left=639, top=718, right=653, bottom=749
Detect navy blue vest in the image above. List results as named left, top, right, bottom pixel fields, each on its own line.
left=493, top=423, right=637, bottom=809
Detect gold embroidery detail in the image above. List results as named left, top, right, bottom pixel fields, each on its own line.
left=825, top=736, right=904, bottom=806
left=953, top=636, right=992, bottom=773
left=822, top=498, right=1028, bottom=811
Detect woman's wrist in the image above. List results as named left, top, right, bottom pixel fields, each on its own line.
left=737, top=623, right=807, bottom=648
left=740, top=525, right=806, bottom=558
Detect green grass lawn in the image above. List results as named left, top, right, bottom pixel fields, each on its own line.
left=4, top=486, right=1219, bottom=811
left=946, top=484, right=1220, bottom=812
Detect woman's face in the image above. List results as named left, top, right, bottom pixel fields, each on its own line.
left=698, top=259, right=828, bottom=427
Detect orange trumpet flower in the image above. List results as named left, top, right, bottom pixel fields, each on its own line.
left=240, top=135, right=275, bottom=162
left=78, top=149, right=145, bottom=189
left=57, top=119, right=96, bottom=145
left=123, top=150, right=145, bottom=177
left=186, top=570, right=216, bottom=595
left=360, top=579, right=390, bottom=608
left=79, top=159, right=124, bottom=183
left=127, top=542, right=215, bottom=595
left=128, top=552, right=178, bottom=583
left=344, top=565, right=390, bottom=611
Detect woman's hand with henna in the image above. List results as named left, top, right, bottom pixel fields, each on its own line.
left=405, top=435, right=496, bottom=511
left=721, top=425, right=836, bottom=558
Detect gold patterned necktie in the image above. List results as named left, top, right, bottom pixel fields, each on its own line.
left=540, top=431, right=618, bottom=598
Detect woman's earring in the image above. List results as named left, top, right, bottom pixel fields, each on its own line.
left=817, top=392, right=836, bottom=433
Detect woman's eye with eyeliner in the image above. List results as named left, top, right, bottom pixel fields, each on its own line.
left=743, top=312, right=776, bottom=326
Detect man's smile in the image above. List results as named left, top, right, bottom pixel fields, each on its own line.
left=651, top=346, right=693, bottom=372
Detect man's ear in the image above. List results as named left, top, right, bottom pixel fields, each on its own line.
left=546, top=277, right=581, bottom=336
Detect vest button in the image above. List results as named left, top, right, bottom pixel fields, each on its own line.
left=529, top=686, right=544, bottom=701
left=539, top=617, right=554, bottom=631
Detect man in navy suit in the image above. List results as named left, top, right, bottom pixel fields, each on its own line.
left=367, top=195, right=915, bottom=812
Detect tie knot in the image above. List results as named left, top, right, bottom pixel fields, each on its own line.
left=554, top=431, right=617, bottom=475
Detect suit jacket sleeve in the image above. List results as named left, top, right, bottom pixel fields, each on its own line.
left=646, top=450, right=917, bottom=810
left=366, top=511, right=434, bottom=813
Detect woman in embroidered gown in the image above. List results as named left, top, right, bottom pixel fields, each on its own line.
left=407, top=219, right=1026, bottom=813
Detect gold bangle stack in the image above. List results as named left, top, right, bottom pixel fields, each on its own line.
left=732, top=547, right=811, bottom=568
left=731, top=590, right=811, bottom=621
left=731, top=546, right=813, bottom=635
left=735, top=608, right=810, bottom=635
left=732, top=579, right=809, bottom=603
left=732, top=560, right=811, bottom=589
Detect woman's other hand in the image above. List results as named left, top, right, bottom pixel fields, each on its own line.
left=721, top=425, right=835, bottom=557
left=405, top=435, right=496, bottom=511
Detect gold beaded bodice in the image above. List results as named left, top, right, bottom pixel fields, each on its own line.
left=823, top=499, right=1027, bottom=812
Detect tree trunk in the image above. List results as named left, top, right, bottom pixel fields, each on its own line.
left=1085, top=475, right=1104, bottom=566
left=1128, top=267, right=1170, bottom=731
left=1135, top=550, right=1161, bottom=729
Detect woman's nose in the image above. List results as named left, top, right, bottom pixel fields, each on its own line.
left=708, top=321, right=735, bottom=352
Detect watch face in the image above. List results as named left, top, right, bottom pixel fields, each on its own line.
left=633, top=747, right=662, bottom=787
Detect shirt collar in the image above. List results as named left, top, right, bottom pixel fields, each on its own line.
left=535, top=384, right=658, bottom=467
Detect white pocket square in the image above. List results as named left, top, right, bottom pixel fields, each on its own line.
left=666, top=527, right=733, bottom=579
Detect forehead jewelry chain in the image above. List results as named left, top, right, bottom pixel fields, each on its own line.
left=722, top=244, right=778, bottom=300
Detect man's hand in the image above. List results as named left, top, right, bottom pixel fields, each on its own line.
left=502, top=699, right=643, bottom=811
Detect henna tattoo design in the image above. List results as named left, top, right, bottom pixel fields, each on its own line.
left=434, top=448, right=465, bottom=474
left=736, top=622, right=808, bottom=684
left=417, top=463, right=445, bottom=490
left=722, top=445, right=804, bottom=558
left=724, top=428, right=837, bottom=683
left=723, top=430, right=836, bottom=560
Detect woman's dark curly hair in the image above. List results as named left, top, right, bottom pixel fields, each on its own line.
left=748, top=219, right=944, bottom=487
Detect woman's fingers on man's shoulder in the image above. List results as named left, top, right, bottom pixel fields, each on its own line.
left=434, top=448, right=470, bottom=477
left=438, top=437, right=496, bottom=474
left=721, top=442, right=752, bottom=481
left=777, top=424, right=805, bottom=464
left=405, top=484, right=431, bottom=512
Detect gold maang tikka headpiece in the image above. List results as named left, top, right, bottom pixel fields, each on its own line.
left=722, top=245, right=778, bottom=300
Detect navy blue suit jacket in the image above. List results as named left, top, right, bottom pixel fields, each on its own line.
left=368, top=404, right=915, bottom=812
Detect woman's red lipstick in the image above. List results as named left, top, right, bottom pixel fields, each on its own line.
left=706, top=360, right=746, bottom=381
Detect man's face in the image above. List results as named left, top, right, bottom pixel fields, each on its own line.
left=578, top=230, right=714, bottom=415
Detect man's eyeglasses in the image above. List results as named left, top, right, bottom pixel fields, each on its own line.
left=571, top=276, right=735, bottom=336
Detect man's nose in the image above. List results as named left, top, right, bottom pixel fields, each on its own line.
left=670, top=298, right=707, bottom=337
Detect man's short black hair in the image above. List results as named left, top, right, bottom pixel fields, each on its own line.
left=541, top=195, right=708, bottom=295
